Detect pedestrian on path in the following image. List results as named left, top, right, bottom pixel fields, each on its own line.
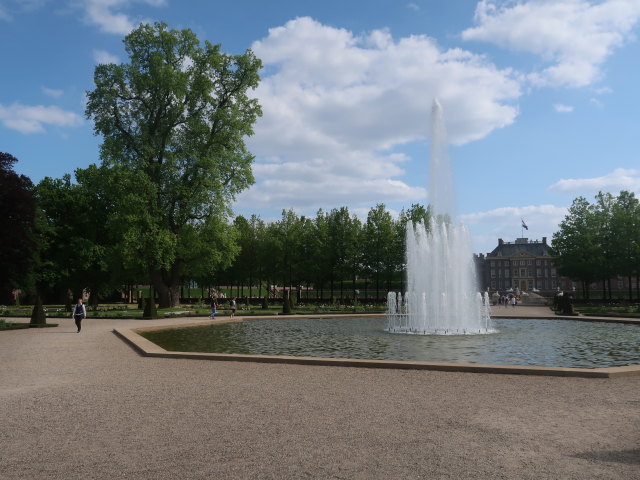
left=230, top=297, right=237, bottom=317
left=72, top=298, right=86, bottom=333
left=210, top=295, right=217, bottom=318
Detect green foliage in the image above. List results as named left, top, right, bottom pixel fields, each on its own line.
left=0, top=152, right=38, bottom=299
left=85, top=22, right=262, bottom=307
left=551, top=191, right=640, bottom=300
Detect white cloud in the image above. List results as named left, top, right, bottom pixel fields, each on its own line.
left=461, top=0, right=640, bottom=88
left=553, top=103, right=573, bottom=113
left=80, top=0, right=166, bottom=35
left=93, top=49, right=119, bottom=64
left=461, top=204, right=568, bottom=253
left=407, top=3, right=420, bottom=11
left=0, top=0, right=48, bottom=20
left=0, top=5, right=11, bottom=21
left=549, top=168, right=640, bottom=194
left=594, top=86, right=613, bottom=95
left=243, top=17, right=520, bottom=212
left=41, top=86, right=63, bottom=98
left=589, top=97, right=604, bottom=107
left=0, top=102, right=83, bottom=134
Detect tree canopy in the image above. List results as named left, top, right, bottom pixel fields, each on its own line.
left=551, top=191, right=640, bottom=299
left=85, top=22, right=262, bottom=307
left=0, top=152, right=38, bottom=302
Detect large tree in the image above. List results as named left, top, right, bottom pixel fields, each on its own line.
left=0, top=152, right=38, bottom=303
left=85, top=22, right=262, bottom=307
left=362, top=204, right=396, bottom=301
left=550, top=197, right=600, bottom=298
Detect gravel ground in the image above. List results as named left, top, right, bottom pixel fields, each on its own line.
left=1, top=314, right=639, bottom=479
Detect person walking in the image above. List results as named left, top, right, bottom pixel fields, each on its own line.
left=230, top=297, right=237, bottom=317
left=210, top=295, right=217, bottom=318
left=72, top=298, right=86, bottom=333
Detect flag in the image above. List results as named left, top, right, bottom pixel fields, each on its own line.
left=521, top=218, right=528, bottom=230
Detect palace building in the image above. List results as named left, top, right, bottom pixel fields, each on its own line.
left=475, top=237, right=572, bottom=295
left=476, top=237, right=639, bottom=299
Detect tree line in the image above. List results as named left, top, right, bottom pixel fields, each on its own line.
left=551, top=190, right=640, bottom=300
left=1, top=22, right=433, bottom=312
left=2, top=147, right=431, bottom=308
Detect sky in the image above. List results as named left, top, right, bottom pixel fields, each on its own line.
left=2, top=0, right=640, bottom=254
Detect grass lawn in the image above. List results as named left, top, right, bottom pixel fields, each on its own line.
left=0, top=302, right=387, bottom=320
left=574, top=304, right=640, bottom=318
left=0, top=319, right=59, bottom=330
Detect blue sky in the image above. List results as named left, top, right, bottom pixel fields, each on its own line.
left=2, top=0, right=640, bottom=254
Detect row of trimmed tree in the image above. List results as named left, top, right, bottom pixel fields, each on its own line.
left=217, top=205, right=433, bottom=303
left=2, top=146, right=431, bottom=307
left=551, top=191, right=640, bottom=300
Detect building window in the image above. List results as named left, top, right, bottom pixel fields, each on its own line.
left=528, top=280, right=533, bottom=289
left=527, top=260, right=532, bottom=265
left=504, top=269, right=510, bottom=278
left=520, top=268, right=526, bottom=277
left=536, top=268, right=542, bottom=277
left=536, top=260, right=541, bottom=266
left=551, top=280, right=557, bottom=288
left=491, top=280, right=496, bottom=289
left=536, top=279, right=543, bottom=289
left=513, top=270, right=518, bottom=277
left=490, top=261, right=495, bottom=267
left=520, top=260, right=525, bottom=266
left=491, top=269, right=496, bottom=278
left=551, top=268, right=557, bottom=277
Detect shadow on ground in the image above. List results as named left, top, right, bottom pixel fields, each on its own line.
left=573, top=449, right=640, bottom=465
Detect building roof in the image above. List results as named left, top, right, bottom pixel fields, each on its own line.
left=487, top=237, right=550, bottom=258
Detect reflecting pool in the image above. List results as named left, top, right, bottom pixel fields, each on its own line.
left=140, top=316, right=640, bottom=369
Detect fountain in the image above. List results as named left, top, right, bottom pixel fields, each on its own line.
left=387, top=100, right=492, bottom=335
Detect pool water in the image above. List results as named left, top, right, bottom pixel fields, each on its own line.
left=141, top=316, right=640, bottom=368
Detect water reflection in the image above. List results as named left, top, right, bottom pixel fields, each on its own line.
left=142, top=317, right=640, bottom=368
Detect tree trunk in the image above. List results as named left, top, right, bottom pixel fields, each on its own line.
left=150, top=266, right=181, bottom=308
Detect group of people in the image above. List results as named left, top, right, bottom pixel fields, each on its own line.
left=209, top=296, right=237, bottom=319
left=71, top=294, right=239, bottom=334
left=497, top=295, right=518, bottom=308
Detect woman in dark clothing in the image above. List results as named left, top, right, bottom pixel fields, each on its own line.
left=72, top=298, right=86, bottom=333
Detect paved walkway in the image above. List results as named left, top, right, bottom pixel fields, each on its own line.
left=1, top=313, right=639, bottom=479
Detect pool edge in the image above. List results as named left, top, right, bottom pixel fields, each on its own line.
left=113, top=317, right=640, bottom=378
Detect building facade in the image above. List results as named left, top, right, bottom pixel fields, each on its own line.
left=476, top=237, right=639, bottom=299
left=475, top=237, right=573, bottom=296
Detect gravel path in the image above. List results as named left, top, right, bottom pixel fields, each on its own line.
left=1, top=315, right=639, bottom=479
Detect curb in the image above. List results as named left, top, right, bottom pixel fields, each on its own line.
left=113, top=317, right=640, bottom=379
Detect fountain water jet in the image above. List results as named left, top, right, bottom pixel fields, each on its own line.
left=387, top=100, right=492, bottom=335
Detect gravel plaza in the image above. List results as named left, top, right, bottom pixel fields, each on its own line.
left=1, top=308, right=639, bottom=479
